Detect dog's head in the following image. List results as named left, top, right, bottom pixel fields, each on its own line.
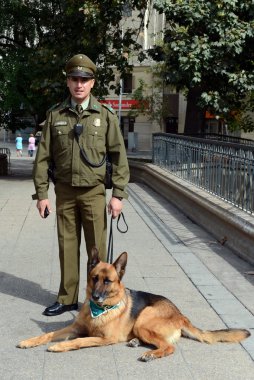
left=87, top=247, right=127, bottom=306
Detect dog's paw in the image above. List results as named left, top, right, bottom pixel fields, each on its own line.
left=17, top=340, right=34, bottom=349
left=47, top=344, right=65, bottom=352
left=48, top=342, right=75, bottom=352
left=127, top=338, right=141, bottom=347
left=139, top=352, right=156, bottom=362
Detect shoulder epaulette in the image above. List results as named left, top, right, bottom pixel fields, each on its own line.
left=47, top=102, right=61, bottom=113
left=102, top=103, right=115, bottom=114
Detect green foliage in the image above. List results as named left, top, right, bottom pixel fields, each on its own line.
left=0, top=0, right=146, bottom=130
left=129, top=79, right=149, bottom=115
left=130, top=71, right=171, bottom=129
left=152, top=0, right=254, bottom=132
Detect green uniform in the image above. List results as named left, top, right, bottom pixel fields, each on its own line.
left=33, top=94, right=129, bottom=304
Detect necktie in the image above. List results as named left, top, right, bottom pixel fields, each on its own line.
left=76, top=104, right=83, bottom=114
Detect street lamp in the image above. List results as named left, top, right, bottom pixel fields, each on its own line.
left=118, top=78, right=123, bottom=128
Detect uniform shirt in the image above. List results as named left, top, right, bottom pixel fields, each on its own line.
left=71, top=97, right=90, bottom=111
left=33, top=94, right=129, bottom=200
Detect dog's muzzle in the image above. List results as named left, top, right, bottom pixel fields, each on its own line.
left=91, top=291, right=107, bottom=305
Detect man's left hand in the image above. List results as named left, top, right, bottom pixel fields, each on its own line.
left=107, top=197, right=123, bottom=219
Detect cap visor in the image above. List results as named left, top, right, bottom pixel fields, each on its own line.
left=67, top=70, right=94, bottom=78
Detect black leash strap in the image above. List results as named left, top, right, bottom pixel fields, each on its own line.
left=107, top=212, right=128, bottom=264
left=74, top=123, right=106, bottom=168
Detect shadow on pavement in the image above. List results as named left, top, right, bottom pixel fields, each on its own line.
left=0, top=271, right=56, bottom=307
left=29, top=317, right=76, bottom=335
left=9, top=158, right=34, bottom=178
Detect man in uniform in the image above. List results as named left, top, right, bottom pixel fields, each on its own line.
left=33, top=54, right=129, bottom=316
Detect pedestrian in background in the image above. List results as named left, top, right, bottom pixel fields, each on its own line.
left=32, top=54, right=130, bottom=317
left=15, top=133, right=23, bottom=157
left=28, top=134, right=36, bottom=157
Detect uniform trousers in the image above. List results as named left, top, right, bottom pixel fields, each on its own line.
left=54, top=182, right=107, bottom=305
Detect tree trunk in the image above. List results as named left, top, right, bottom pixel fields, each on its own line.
left=184, top=87, right=205, bottom=134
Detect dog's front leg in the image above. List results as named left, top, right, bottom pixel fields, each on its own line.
left=48, top=336, right=116, bottom=352
left=18, top=326, right=78, bottom=349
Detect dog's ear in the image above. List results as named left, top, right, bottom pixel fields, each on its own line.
left=113, top=252, right=127, bottom=280
left=88, top=246, right=100, bottom=273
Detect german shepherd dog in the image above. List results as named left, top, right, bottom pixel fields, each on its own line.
left=18, top=248, right=250, bottom=361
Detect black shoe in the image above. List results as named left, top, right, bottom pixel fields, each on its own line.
left=43, top=302, right=78, bottom=316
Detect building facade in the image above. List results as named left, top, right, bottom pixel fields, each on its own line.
left=103, top=3, right=187, bottom=151
left=103, top=2, right=254, bottom=149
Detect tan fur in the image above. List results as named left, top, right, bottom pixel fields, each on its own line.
left=17, top=248, right=251, bottom=361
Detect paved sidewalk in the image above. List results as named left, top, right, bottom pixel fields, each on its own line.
left=0, top=144, right=254, bottom=379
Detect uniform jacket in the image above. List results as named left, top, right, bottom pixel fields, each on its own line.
left=33, top=95, right=129, bottom=200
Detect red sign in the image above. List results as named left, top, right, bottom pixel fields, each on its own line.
left=205, top=111, right=215, bottom=119
left=100, top=99, right=138, bottom=110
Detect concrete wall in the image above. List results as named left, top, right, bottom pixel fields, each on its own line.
left=241, top=131, right=254, bottom=141
left=0, top=128, right=15, bottom=143
left=129, top=159, right=254, bottom=265
left=132, top=122, right=152, bottom=150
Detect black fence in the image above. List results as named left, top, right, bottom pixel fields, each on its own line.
left=153, top=133, right=254, bottom=214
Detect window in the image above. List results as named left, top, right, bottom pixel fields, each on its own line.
left=122, top=74, right=133, bottom=94
left=122, top=1, right=132, bottom=17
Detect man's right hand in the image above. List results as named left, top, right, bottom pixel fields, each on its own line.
left=36, top=199, right=52, bottom=218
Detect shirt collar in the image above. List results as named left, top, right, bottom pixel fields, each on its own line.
left=71, top=96, right=90, bottom=111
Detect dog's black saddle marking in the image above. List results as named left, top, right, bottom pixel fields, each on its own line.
left=128, top=289, right=166, bottom=320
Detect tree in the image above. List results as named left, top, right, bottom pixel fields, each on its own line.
left=129, top=73, right=170, bottom=130
left=0, top=0, right=88, bottom=129
left=152, top=0, right=254, bottom=133
left=0, top=0, right=147, bottom=131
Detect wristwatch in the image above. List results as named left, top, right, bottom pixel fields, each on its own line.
left=113, top=196, right=123, bottom=201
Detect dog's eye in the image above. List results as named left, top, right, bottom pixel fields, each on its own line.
left=92, top=275, right=99, bottom=283
left=104, top=278, right=112, bottom=285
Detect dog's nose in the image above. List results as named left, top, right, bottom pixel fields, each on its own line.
left=92, top=292, right=101, bottom=302
left=92, top=290, right=105, bottom=304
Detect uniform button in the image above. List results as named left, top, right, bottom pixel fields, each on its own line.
left=58, top=131, right=62, bottom=135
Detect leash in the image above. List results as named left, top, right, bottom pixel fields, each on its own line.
left=107, top=212, right=128, bottom=264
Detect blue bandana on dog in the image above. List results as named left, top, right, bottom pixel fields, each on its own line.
left=89, top=300, right=122, bottom=318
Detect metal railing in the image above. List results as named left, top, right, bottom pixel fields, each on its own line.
left=152, top=133, right=254, bottom=214
left=184, top=133, right=254, bottom=147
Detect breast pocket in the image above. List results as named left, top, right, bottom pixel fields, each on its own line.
left=86, top=126, right=105, bottom=148
left=52, top=126, right=70, bottom=149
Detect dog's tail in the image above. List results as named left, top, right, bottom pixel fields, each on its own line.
left=181, top=318, right=250, bottom=344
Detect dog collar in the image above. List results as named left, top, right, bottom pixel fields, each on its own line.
left=89, top=299, right=122, bottom=319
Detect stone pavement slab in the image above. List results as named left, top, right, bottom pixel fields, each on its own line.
left=0, top=147, right=253, bottom=379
